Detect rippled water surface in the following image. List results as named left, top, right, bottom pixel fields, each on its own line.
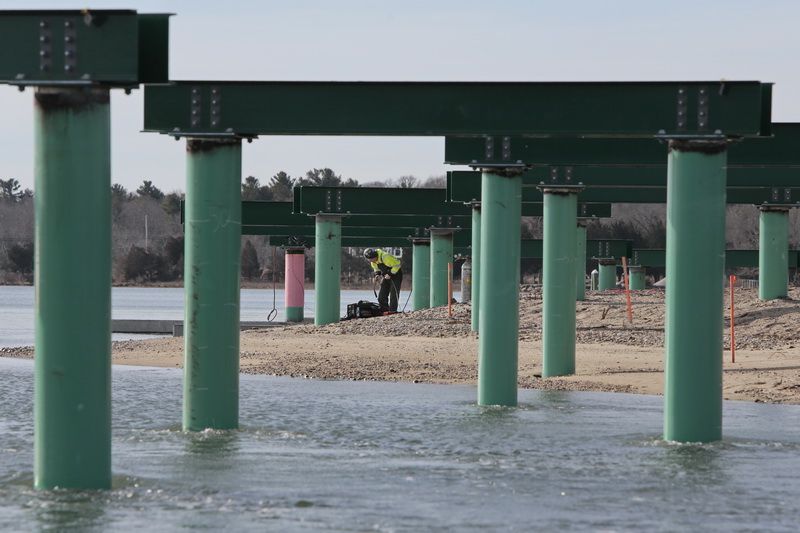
left=1, top=358, right=799, bottom=532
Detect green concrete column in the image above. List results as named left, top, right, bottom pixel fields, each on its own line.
left=664, top=139, right=727, bottom=443
left=576, top=221, right=587, bottom=301
left=758, top=207, right=790, bottom=301
left=629, top=266, right=646, bottom=290
left=540, top=186, right=582, bottom=377
left=34, top=87, right=112, bottom=490
left=598, top=259, right=617, bottom=290
left=183, top=138, right=243, bottom=432
left=411, top=240, right=431, bottom=310
left=314, top=215, right=342, bottom=325
left=430, top=230, right=454, bottom=307
left=478, top=169, right=522, bottom=406
left=471, top=203, right=482, bottom=331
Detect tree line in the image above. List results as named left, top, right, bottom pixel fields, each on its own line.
left=3, top=174, right=800, bottom=285
left=0, top=170, right=446, bottom=285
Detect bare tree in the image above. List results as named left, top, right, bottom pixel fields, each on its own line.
left=0, top=197, right=34, bottom=274
left=521, top=217, right=543, bottom=239
left=421, top=175, right=446, bottom=188
left=360, top=180, right=387, bottom=188
left=725, top=205, right=759, bottom=249
left=396, top=175, right=418, bottom=188
left=790, top=209, right=800, bottom=249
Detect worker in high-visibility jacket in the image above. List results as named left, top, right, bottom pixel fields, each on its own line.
left=364, top=248, right=403, bottom=313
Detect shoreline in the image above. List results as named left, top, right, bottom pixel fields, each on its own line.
left=4, top=287, right=800, bottom=405
left=0, top=280, right=387, bottom=290
left=5, top=334, right=797, bottom=404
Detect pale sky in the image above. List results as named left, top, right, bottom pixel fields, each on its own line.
left=1, top=0, right=799, bottom=193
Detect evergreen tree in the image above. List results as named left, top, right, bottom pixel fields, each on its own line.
left=242, top=176, right=273, bottom=201
left=297, top=168, right=358, bottom=188
left=268, top=171, right=295, bottom=201
left=136, top=180, right=165, bottom=201
left=162, top=192, right=184, bottom=216
left=241, top=239, right=260, bottom=280
left=163, top=235, right=184, bottom=279
left=0, top=178, right=22, bottom=201
left=6, top=241, right=34, bottom=273
left=121, top=245, right=168, bottom=282
left=111, top=183, right=131, bottom=221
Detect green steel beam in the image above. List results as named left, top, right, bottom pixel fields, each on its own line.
left=573, top=187, right=800, bottom=204
left=143, top=81, right=770, bottom=138
left=0, top=10, right=170, bottom=87
left=239, top=203, right=609, bottom=236
left=631, top=248, right=800, bottom=268
left=630, top=249, right=666, bottom=267
left=446, top=122, right=800, bottom=168
left=242, top=201, right=306, bottom=226
left=452, top=167, right=800, bottom=189
left=292, top=186, right=303, bottom=214
left=295, top=187, right=470, bottom=216
left=245, top=225, right=438, bottom=239
left=526, top=239, right=632, bottom=259
left=446, top=136, right=669, bottom=166
left=266, top=235, right=472, bottom=250
left=574, top=203, right=613, bottom=218
left=263, top=230, right=627, bottom=260
left=242, top=200, right=469, bottom=227
left=449, top=171, right=800, bottom=204
left=728, top=167, right=800, bottom=187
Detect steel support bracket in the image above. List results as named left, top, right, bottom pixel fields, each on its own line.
left=769, top=188, right=793, bottom=204
left=758, top=203, right=796, bottom=210
left=536, top=183, right=585, bottom=195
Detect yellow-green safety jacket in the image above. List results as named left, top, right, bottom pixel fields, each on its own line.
left=370, top=249, right=401, bottom=276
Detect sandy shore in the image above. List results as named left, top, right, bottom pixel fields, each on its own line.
left=4, top=287, right=800, bottom=404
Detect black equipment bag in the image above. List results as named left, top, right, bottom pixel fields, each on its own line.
left=344, top=300, right=383, bottom=320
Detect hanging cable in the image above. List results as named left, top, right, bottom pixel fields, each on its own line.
left=266, top=247, right=278, bottom=321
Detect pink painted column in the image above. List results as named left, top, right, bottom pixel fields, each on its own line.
left=284, top=248, right=305, bottom=322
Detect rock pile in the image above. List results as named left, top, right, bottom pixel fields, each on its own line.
left=288, top=286, right=800, bottom=351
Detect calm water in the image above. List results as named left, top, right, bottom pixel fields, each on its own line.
left=1, top=357, right=799, bottom=531
left=0, top=285, right=425, bottom=348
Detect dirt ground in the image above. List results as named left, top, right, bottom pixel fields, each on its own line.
left=11, top=285, right=792, bottom=405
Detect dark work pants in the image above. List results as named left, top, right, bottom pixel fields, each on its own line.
left=378, top=271, right=403, bottom=312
